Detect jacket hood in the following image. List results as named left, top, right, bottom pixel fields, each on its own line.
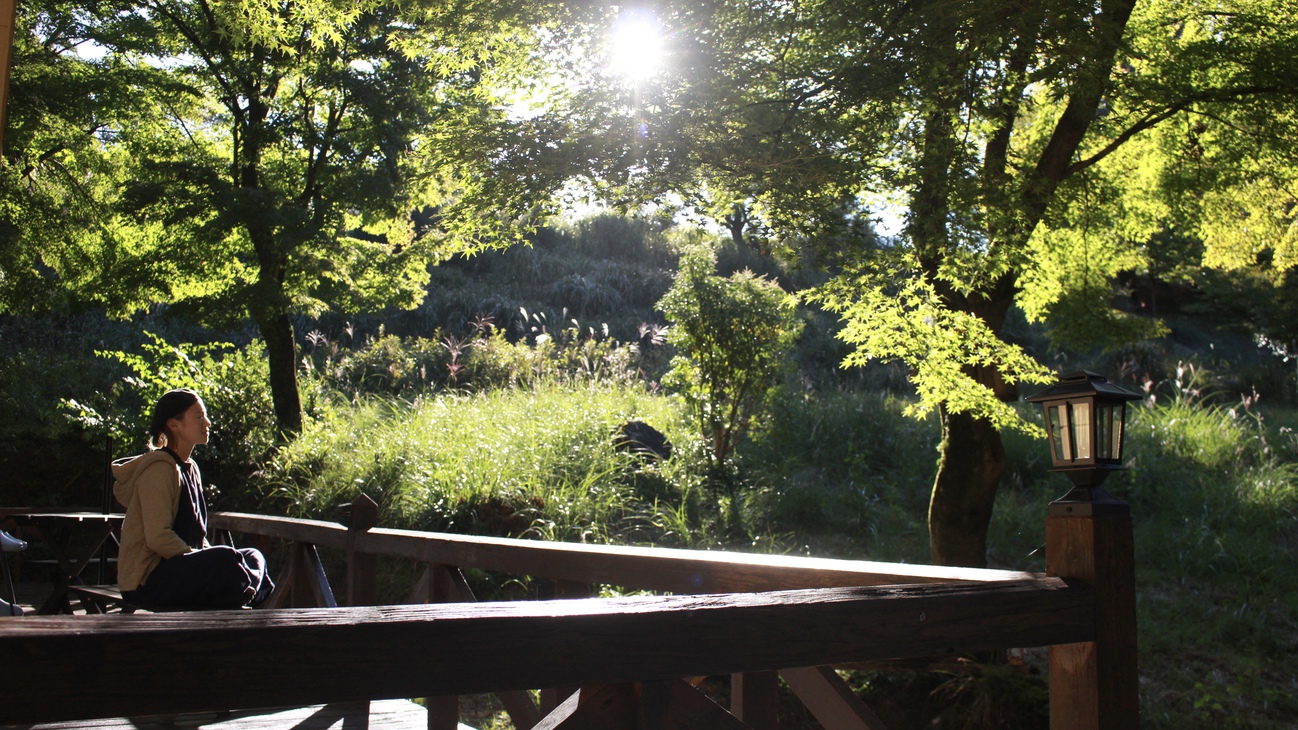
left=112, top=451, right=179, bottom=506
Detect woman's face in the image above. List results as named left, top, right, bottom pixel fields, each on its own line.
left=167, top=399, right=211, bottom=447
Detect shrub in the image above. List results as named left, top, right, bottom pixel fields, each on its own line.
left=658, top=245, right=803, bottom=466
left=321, top=329, right=446, bottom=396
left=61, top=331, right=278, bottom=505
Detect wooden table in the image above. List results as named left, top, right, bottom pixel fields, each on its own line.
left=10, top=512, right=124, bottom=614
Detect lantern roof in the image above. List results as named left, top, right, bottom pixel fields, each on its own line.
left=1025, top=370, right=1143, bottom=404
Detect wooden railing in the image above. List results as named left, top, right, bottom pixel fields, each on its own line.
left=0, top=494, right=1138, bottom=729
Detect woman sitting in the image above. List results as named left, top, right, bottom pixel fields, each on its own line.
left=113, top=388, right=273, bottom=609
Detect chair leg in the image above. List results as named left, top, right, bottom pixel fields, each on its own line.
left=1, top=556, right=20, bottom=616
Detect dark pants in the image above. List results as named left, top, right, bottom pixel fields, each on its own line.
left=125, top=546, right=273, bottom=609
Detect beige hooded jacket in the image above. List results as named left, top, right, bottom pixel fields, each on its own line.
left=112, top=451, right=197, bottom=591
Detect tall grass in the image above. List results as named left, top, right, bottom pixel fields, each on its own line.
left=740, top=389, right=941, bottom=561
left=1117, top=391, right=1298, bottom=728
left=233, top=369, right=1297, bottom=727
left=253, top=383, right=703, bottom=547
left=761, top=376, right=1298, bottom=728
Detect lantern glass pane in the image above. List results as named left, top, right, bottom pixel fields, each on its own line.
left=1097, top=404, right=1113, bottom=459
left=1050, top=404, right=1071, bottom=461
left=1113, top=402, right=1126, bottom=460
left=1072, top=401, right=1091, bottom=460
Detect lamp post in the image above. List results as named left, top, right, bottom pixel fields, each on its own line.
left=1026, top=370, right=1142, bottom=516
left=1028, top=370, right=1141, bottom=729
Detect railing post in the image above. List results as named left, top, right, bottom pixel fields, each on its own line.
left=341, top=494, right=379, bottom=607
left=1045, top=489, right=1139, bottom=729
left=731, top=672, right=778, bottom=730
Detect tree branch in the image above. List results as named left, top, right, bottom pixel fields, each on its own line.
left=147, top=0, right=237, bottom=108
left=1066, top=85, right=1286, bottom=176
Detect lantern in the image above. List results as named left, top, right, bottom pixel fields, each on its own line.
left=1027, top=371, right=1142, bottom=510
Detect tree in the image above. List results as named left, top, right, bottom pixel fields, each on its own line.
left=4, top=0, right=573, bottom=433
left=563, top=0, right=1298, bottom=565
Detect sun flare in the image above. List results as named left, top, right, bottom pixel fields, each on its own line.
left=607, top=9, right=665, bottom=82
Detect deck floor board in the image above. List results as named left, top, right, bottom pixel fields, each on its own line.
left=2, top=699, right=478, bottom=729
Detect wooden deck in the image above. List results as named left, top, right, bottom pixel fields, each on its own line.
left=1, top=700, right=467, bottom=729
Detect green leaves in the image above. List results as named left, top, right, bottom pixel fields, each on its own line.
left=658, top=245, right=803, bottom=463
left=811, top=255, right=1051, bottom=434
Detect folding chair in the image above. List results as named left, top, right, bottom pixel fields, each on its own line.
left=1, top=527, right=27, bottom=616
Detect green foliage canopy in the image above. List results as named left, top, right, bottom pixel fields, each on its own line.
left=565, top=0, right=1298, bottom=423
left=3, top=0, right=580, bottom=431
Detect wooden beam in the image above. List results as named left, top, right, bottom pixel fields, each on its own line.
left=211, top=512, right=1040, bottom=594
left=0, top=0, right=15, bottom=157
left=0, top=578, right=1092, bottom=725
left=731, top=672, right=778, bottom=730
left=1047, top=509, right=1139, bottom=729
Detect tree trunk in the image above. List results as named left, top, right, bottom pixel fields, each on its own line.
left=237, top=90, right=301, bottom=435
left=723, top=203, right=747, bottom=249
left=929, top=408, right=1007, bottom=568
left=927, top=279, right=1017, bottom=568
left=253, top=300, right=303, bottom=434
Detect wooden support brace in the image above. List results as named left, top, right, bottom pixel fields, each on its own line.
left=430, top=563, right=476, bottom=603
left=405, top=564, right=433, bottom=604
left=654, top=679, right=753, bottom=730
left=290, top=540, right=314, bottom=608
left=423, top=563, right=543, bottom=729
left=301, top=543, right=338, bottom=609
left=261, top=554, right=296, bottom=610
left=541, top=687, right=577, bottom=716
left=497, top=691, right=544, bottom=730
left=534, top=684, right=629, bottom=730
left=779, top=666, right=887, bottom=730
left=536, top=680, right=752, bottom=730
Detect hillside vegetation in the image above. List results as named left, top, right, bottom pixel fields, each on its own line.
left=2, top=215, right=1296, bottom=728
